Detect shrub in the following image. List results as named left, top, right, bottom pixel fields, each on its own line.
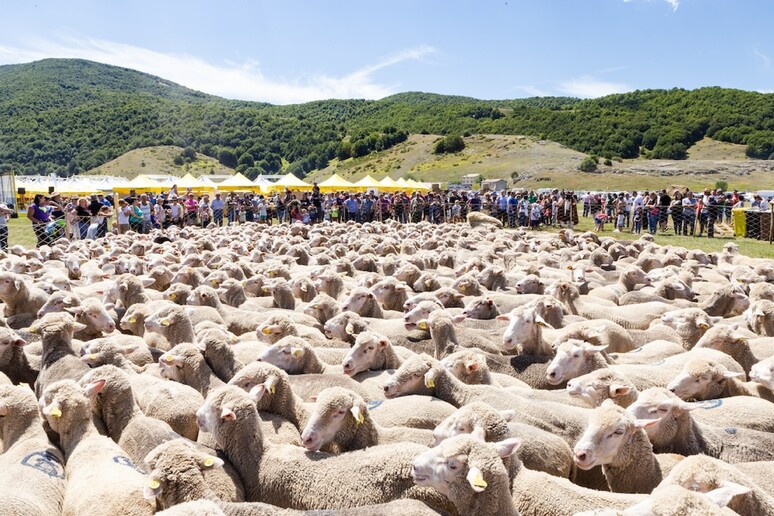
left=578, top=155, right=598, bottom=172
left=434, top=135, right=465, bottom=155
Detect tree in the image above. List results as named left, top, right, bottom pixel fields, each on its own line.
left=715, top=180, right=728, bottom=191
left=182, top=146, right=196, bottom=160
left=217, top=148, right=237, bottom=168
left=434, top=135, right=465, bottom=154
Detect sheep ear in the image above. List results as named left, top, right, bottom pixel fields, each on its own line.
left=13, top=338, right=27, bottom=347
left=350, top=405, right=365, bottom=426
left=378, top=338, right=389, bottom=349
left=466, top=466, right=488, bottom=492
left=71, top=321, right=88, bottom=333
left=249, top=385, right=267, bottom=403
left=309, top=395, right=318, bottom=402
left=200, top=455, right=224, bottom=469
left=82, top=379, right=106, bottom=398
left=424, top=368, right=440, bottom=389
left=705, top=481, right=753, bottom=508
left=491, top=437, right=522, bottom=458
left=584, top=344, right=608, bottom=354
left=103, top=303, right=115, bottom=311
left=633, top=418, right=661, bottom=429
left=291, top=348, right=303, bottom=358
left=121, top=344, right=139, bottom=355
left=609, top=384, right=631, bottom=397
left=495, top=314, right=511, bottom=322
left=144, top=477, right=163, bottom=500
left=499, top=409, right=516, bottom=422
left=63, top=306, right=83, bottom=316
left=465, top=361, right=479, bottom=372
left=452, top=314, right=467, bottom=324
left=220, top=407, right=237, bottom=421
left=141, top=278, right=155, bottom=287
left=722, top=371, right=745, bottom=379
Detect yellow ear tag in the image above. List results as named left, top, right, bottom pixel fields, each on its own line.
left=89, top=353, right=98, bottom=360
left=148, top=479, right=160, bottom=489
left=203, top=457, right=215, bottom=467
left=313, top=304, right=319, bottom=309
left=268, top=384, right=276, bottom=394
left=292, top=349, right=302, bottom=358
left=50, top=407, right=62, bottom=418
left=164, top=355, right=174, bottom=363
left=261, top=286, right=269, bottom=293
left=345, top=323, right=354, bottom=334
left=425, top=280, right=433, bottom=286
left=128, top=318, right=136, bottom=324
left=698, top=323, right=709, bottom=330
left=29, top=326, right=37, bottom=334
left=351, top=406, right=365, bottom=426
left=261, top=327, right=272, bottom=335
left=459, top=285, right=466, bottom=291
left=472, top=474, right=487, bottom=489
left=161, top=319, right=170, bottom=326
left=426, top=377, right=435, bottom=388
left=418, top=321, right=428, bottom=330
left=230, top=336, right=237, bottom=343
left=169, top=294, right=176, bottom=300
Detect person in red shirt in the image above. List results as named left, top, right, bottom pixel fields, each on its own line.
left=184, top=193, right=199, bottom=226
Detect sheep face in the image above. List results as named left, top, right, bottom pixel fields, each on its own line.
left=460, top=297, right=499, bottom=321
left=324, top=312, right=363, bottom=342
left=573, top=402, right=656, bottom=471
left=514, top=275, right=543, bottom=295
left=404, top=301, right=441, bottom=330
left=749, top=357, right=774, bottom=390
left=566, top=372, right=632, bottom=408
left=301, top=388, right=365, bottom=452
left=667, top=360, right=743, bottom=401
left=498, top=307, right=548, bottom=351
left=626, top=388, right=702, bottom=445
left=383, top=355, right=434, bottom=399
left=342, top=332, right=390, bottom=376
left=66, top=301, right=116, bottom=334
left=37, top=292, right=80, bottom=318
left=411, top=434, right=518, bottom=497
left=39, top=379, right=103, bottom=434
left=441, top=351, right=486, bottom=385
left=0, top=273, right=23, bottom=297
left=340, top=288, right=376, bottom=316
left=256, top=315, right=294, bottom=344
left=144, top=306, right=186, bottom=335
left=257, top=339, right=307, bottom=374
left=546, top=340, right=607, bottom=385
left=0, top=327, right=26, bottom=359
left=143, top=440, right=224, bottom=509
left=660, top=308, right=716, bottom=336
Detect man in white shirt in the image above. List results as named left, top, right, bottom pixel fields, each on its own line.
left=211, top=193, right=224, bottom=226
left=138, top=194, right=152, bottom=234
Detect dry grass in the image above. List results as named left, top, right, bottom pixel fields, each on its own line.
left=86, top=146, right=234, bottom=180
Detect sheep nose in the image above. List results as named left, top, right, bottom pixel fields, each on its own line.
left=575, top=450, right=588, bottom=462
left=668, top=385, right=676, bottom=393
left=548, top=371, right=557, bottom=379
left=107, top=323, right=116, bottom=333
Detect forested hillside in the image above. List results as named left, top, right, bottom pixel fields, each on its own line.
left=1, top=58, right=773, bottom=178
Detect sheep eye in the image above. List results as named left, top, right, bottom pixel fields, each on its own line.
left=447, top=462, right=457, bottom=470
left=573, top=354, right=580, bottom=358
left=614, top=429, right=624, bottom=435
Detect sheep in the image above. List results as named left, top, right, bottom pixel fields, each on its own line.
left=32, top=312, right=89, bottom=397
left=106, top=273, right=157, bottom=308
left=587, top=265, right=652, bottom=304
left=384, top=353, right=591, bottom=445
left=549, top=281, right=673, bottom=330
left=119, top=300, right=172, bottom=336
left=573, top=400, right=681, bottom=494
left=370, top=277, right=409, bottom=312
left=36, top=290, right=81, bottom=318
left=39, top=379, right=155, bottom=515
left=745, top=299, right=774, bottom=337
left=65, top=296, right=117, bottom=340
left=187, top=285, right=261, bottom=336
left=299, top=387, right=434, bottom=452
left=0, top=326, right=37, bottom=387
left=80, top=340, right=204, bottom=441
left=751, top=355, right=774, bottom=391
left=432, top=402, right=576, bottom=479
left=257, top=337, right=340, bottom=375
left=255, top=313, right=327, bottom=346
left=702, top=284, right=751, bottom=317
left=694, top=324, right=760, bottom=375
left=477, top=265, right=508, bottom=291
left=0, top=384, right=65, bottom=515
left=340, top=286, right=386, bottom=318
left=545, top=339, right=745, bottom=391
left=195, top=385, right=454, bottom=512
left=303, top=292, right=341, bottom=325
left=158, top=344, right=225, bottom=397
left=617, top=278, right=697, bottom=306
left=440, top=349, right=534, bottom=391
left=597, top=483, right=753, bottom=516
left=164, top=283, right=193, bottom=305
left=144, top=304, right=196, bottom=349
left=648, top=307, right=719, bottom=350
left=197, top=328, right=243, bottom=383
left=146, top=265, right=174, bottom=291
left=514, top=274, right=545, bottom=294
left=313, top=269, right=346, bottom=300
left=415, top=433, right=646, bottom=516
left=566, top=368, right=640, bottom=408
left=323, top=311, right=368, bottom=344
left=467, top=211, right=503, bottom=228
left=626, top=387, right=774, bottom=463
left=659, top=454, right=774, bottom=516
left=667, top=358, right=774, bottom=402
left=290, top=277, right=317, bottom=303
left=0, top=271, right=49, bottom=328
left=341, top=331, right=409, bottom=376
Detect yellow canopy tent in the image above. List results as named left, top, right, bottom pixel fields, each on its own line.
left=317, top=173, right=356, bottom=193
left=217, top=172, right=257, bottom=191
left=405, top=179, right=430, bottom=191
left=175, top=173, right=212, bottom=193
left=395, top=177, right=410, bottom=188
left=354, top=175, right=382, bottom=190
left=253, top=176, right=272, bottom=195
left=268, top=173, right=313, bottom=192
left=378, top=176, right=403, bottom=191
left=114, top=174, right=166, bottom=194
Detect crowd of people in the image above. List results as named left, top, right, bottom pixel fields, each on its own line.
left=18, top=181, right=770, bottom=248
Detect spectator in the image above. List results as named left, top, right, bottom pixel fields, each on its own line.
left=73, top=197, right=91, bottom=239
left=184, top=193, right=199, bottom=226
left=87, top=205, right=112, bottom=239
left=226, top=194, right=238, bottom=224
left=211, top=193, right=224, bottom=226
left=128, top=198, right=143, bottom=233
left=346, top=195, right=360, bottom=222
left=116, top=199, right=131, bottom=234
left=169, top=197, right=182, bottom=227
left=199, top=195, right=211, bottom=227
left=632, top=206, right=643, bottom=234
left=670, top=191, right=683, bottom=236
left=0, top=201, right=10, bottom=250
left=681, top=191, right=696, bottom=236
left=644, top=191, right=659, bottom=234
left=27, top=194, right=51, bottom=247
left=138, top=194, right=153, bottom=234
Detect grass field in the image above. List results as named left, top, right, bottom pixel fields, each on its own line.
left=7, top=213, right=774, bottom=258
left=86, top=146, right=235, bottom=180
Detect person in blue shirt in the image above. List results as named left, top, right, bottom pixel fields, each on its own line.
left=345, top=195, right=360, bottom=222
left=497, top=192, right=508, bottom=225
left=507, top=192, right=518, bottom=227
left=469, top=192, right=481, bottom=212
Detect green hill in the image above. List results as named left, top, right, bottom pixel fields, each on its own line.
left=1, top=58, right=773, bottom=181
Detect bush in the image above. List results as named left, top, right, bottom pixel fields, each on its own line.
left=715, top=180, right=728, bottom=191
left=434, top=135, right=465, bottom=155
left=578, top=155, right=598, bottom=172
left=604, top=159, right=613, bottom=166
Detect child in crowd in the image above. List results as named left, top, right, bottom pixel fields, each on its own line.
left=633, top=206, right=643, bottom=234
left=593, top=211, right=607, bottom=232
left=529, top=203, right=541, bottom=230
left=615, top=209, right=625, bottom=232
left=452, top=200, right=462, bottom=223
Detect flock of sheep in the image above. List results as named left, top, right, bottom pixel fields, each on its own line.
left=1, top=209, right=773, bottom=515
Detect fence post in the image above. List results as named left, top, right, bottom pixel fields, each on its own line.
left=770, top=204, right=774, bottom=245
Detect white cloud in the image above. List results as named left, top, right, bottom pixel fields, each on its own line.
left=557, top=76, right=633, bottom=98
left=623, top=0, right=679, bottom=12
left=514, top=85, right=550, bottom=97
left=754, top=48, right=771, bottom=69
left=0, top=37, right=436, bottom=104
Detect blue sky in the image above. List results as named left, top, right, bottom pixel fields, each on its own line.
left=0, top=0, right=771, bottom=104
